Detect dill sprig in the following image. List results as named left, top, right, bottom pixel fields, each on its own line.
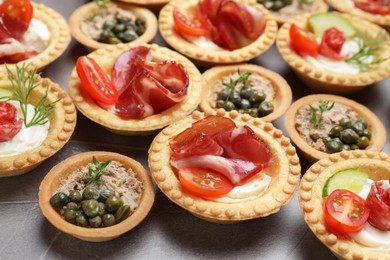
left=1, top=64, right=60, bottom=128
left=346, top=31, right=389, bottom=70
left=310, top=101, right=334, bottom=129
left=88, top=0, right=111, bottom=21
left=86, top=156, right=111, bottom=186
left=222, top=69, right=252, bottom=101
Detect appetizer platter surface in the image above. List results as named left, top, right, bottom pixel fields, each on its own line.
left=0, top=0, right=389, bottom=259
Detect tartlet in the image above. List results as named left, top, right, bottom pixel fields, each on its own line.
left=285, top=94, right=386, bottom=163
left=199, top=63, right=292, bottom=122
left=299, top=150, right=390, bottom=259
left=148, top=110, right=301, bottom=223
left=0, top=75, right=77, bottom=177
left=114, top=0, right=169, bottom=13
left=68, top=43, right=203, bottom=135
left=0, top=3, right=70, bottom=73
left=38, top=151, right=155, bottom=242
left=69, top=2, right=158, bottom=52
left=327, top=0, right=390, bottom=30
left=159, top=0, right=278, bottom=67
left=276, top=12, right=390, bottom=95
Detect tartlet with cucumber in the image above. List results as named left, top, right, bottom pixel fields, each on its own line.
left=300, top=150, right=390, bottom=259
left=276, top=11, right=390, bottom=95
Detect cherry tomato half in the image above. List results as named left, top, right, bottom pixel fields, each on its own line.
left=353, top=0, right=390, bottom=15
left=178, top=167, right=234, bottom=198
left=173, top=8, right=209, bottom=37
left=324, top=189, right=369, bottom=235
left=0, top=0, right=33, bottom=24
left=289, top=24, right=319, bottom=57
left=0, top=101, right=22, bottom=142
left=76, top=56, right=119, bottom=106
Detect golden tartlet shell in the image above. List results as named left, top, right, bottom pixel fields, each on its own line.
left=0, top=76, right=77, bottom=177
left=68, top=43, right=203, bottom=135
left=199, top=63, right=292, bottom=122
left=69, top=2, right=158, bottom=52
left=276, top=12, right=390, bottom=95
left=0, top=3, right=70, bottom=73
left=327, top=0, right=390, bottom=30
left=159, top=0, right=278, bottom=67
left=113, top=0, right=169, bottom=12
left=284, top=94, right=386, bottom=163
left=299, top=150, right=390, bottom=259
left=38, top=151, right=155, bottom=242
left=148, top=110, right=301, bottom=223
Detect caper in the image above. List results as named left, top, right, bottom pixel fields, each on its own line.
left=103, top=19, right=117, bottom=30
left=117, top=17, right=129, bottom=24
left=258, top=101, right=274, bottom=117
left=135, top=25, right=145, bottom=36
left=339, top=117, right=352, bottom=129
left=217, top=88, right=230, bottom=100
left=97, top=202, right=106, bottom=217
left=350, top=144, right=360, bottom=150
left=363, top=129, right=371, bottom=140
left=83, top=187, right=100, bottom=200
left=135, top=17, right=146, bottom=26
left=264, top=0, right=273, bottom=9
left=103, top=214, right=116, bottom=227
left=126, top=22, right=136, bottom=31
left=342, top=144, right=351, bottom=151
left=121, top=30, right=138, bottom=42
left=65, top=202, right=79, bottom=211
left=323, top=136, right=332, bottom=144
left=75, top=215, right=88, bottom=227
left=240, top=88, right=253, bottom=100
left=352, top=121, right=365, bottom=136
left=357, top=136, right=370, bottom=149
left=247, top=108, right=259, bottom=118
left=99, top=189, right=115, bottom=203
left=325, top=139, right=343, bottom=154
left=114, top=24, right=126, bottom=34
left=328, top=125, right=343, bottom=138
left=50, top=192, right=68, bottom=208
left=98, top=30, right=111, bottom=43
left=340, top=129, right=359, bottom=144
left=75, top=210, right=85, bottom=218
left=115, top=205, right=131, bottom=223
left=230, top=90, right=241, bottom=106
left=223, top=101, right=235, bottom=111
left=107, top=36, right=121, bottom=44
left=240, top=99, right=251, bottom=110
left=89, top=216, right=102, bottom=228
left=81, top=199, right=99, bottom=217
left=216, top=100, right=225, bottom=109
left=356, top=118, right=368, bottom=128
left=249, top=92, right=266, bottom=103
left=64, top=209, right=76, bottom=224
left=105, top=196, right=124, bottom=213
left=68, top=190, right=82, bottom=204
left=273, top=0, right=284, bottom=11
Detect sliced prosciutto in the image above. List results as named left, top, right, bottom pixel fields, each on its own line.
left=366, top=181, right=390, bottom=231
left=0, top=101, right=22, bottom=142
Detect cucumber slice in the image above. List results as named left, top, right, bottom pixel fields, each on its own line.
left=0, top=88, right=12, bottom=99
left=322, top=168, right=368, bottom=197
left=308, top=12, right=357, bottom=39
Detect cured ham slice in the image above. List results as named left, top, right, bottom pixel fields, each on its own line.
left=171, top=155, right=264, bottom=185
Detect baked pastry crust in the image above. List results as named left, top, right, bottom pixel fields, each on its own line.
left=276, top=12, right=390, bottom=95
left=0, top=3, right=70, bottom=73
left=148, top=110, right=301, bottom=223
left=327, top=0, right=390, bottom=30
left=69, top=2, right=158, bottom=52
left=68, top=43, right=203, bottom=135
left=38, top=151, right=155, bottom=242
left=199, top=63, right=292, bottom=122
left=299, top=150, right=390, bottom=259
left=113, top=0, right=169, bottom=12
left=159, top=0, right=278, bottom=67
left=284, top=94, right=386, bottom=163
left=0, top=76, right=77, bottom=177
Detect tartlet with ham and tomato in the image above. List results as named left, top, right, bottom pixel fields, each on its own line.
left=148, top=110, right=301, bottom=223
left=68, top=43, right=202, bottom=135
left=276, top=11, right=390, bottom=95
left=300, top=150, right=390, bottom=259
left=159, top=0, right=278, bottom=66
left=0, top=0, right=70, bottom=72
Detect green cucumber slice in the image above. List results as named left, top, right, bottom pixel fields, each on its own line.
left=0, top=88, right=12, bottom=99
left=308, top=12, right=357, bottom=39
left=322, top=168, right=368, bottom=197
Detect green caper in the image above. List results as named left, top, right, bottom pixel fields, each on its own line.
left=68, top=190, right=82, bottom=204
left=223, top=101, right=235, bottom=111
left=75, top=210, right=85, bottom=217
left=107, top=36, right=122, bottom=44
left=89, top=216, right=102, bottom=228
left=258, top=101, right=274, bottom=117
left=363, top=129, right=371, bottom=140
left=103, top=214, right=116, bottom=227
left=350, top=144, right=360, bottom=150
left=247, top=108, right=259, bottom=118
left=357, top=136, right=370, bottom=149
left=121, top=30, right=138, bottom=42
left=105, top=196, right=124, bottom=213
left=240, top=99, right=251, bottom=110
left=352, top=121, right=366, bottom=136
left=97, top=202, right=106, bottom=217
left=75, top=215, right=88, bottom=227
left=216, top=100, right=225, bottom=109
left=342, top=144, right=351, bottom=151
left=83, top=187, right=100, bottom=200
left=115, top=205, right=131, bottom=223
left=356, top=118, right=368, bottom=128
left=103, top=19, right=117, bottom=30
left=135, top=17, right=146, bottom=26
left=325, top=139, right=343, bottom=154
left=117, top=32, right=125, bottom=41
left=64, top=209, right=76, bottom=224
left=273, top=0, right=284, bottom=11
left=328, top=125, right=343, bottom=138
left=50, top=192, right=69, bottom=208
left=114, top=24, right=126, bottom=34
left=135, top=25, right=145, bottom=35
left=99, top=189, right=115, bottom=203
left=339, top=117, right=352, bottom=129
left=240, top=88, right=253, bottom=100
left=230, top=90, right=241, bottom=106
left=323, top=136, right=332, bottom=144
left=340, top=129, right=359, bottom=144
left=81, top=199, right=99, bottom=217
left=98, top=30, right=111, bottom=43
left=217, top=88, right=230, bottom=100
left=117, top=17, right=129, bottom=24
left=65, top=202, right=79, bottom=211
left=249, top=92, right=266, bottom=103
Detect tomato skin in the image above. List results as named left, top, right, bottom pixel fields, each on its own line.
left=178, top=167, right=234, bottom=198
left=319, top=27, right=345, bottom=61
left=0, top=0, right=33, bottom=24
left=324, top=189, right=369, bottom=235
left=173, top=8, right=209, bottom=37
left=289, top=24, right=319, bottom=57
left=76, top=56, right=119, bottom=106
left=366, top=181, right=390, bottom=231
left=0, top=101, right=22, bottom=142
left=353, top=0, right=390, bottom=15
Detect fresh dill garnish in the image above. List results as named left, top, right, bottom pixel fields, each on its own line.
left=86, top=156, right=111, bottom=186
left=88, top=0, right=111, bottom=21
left=1, top=64, right=60, bottom=128
left=222, top=69, right=252, bottom=101
left=310, top=101, right=334, bottom=129
left=346, top=31, right=389, bottom=70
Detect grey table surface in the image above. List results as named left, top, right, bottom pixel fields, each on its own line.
left=0, top=1, right=389, bottom=259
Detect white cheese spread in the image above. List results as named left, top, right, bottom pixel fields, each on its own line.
left=188, top=36, right=225, bottom=51
left=0, top=101, right=50, bottom=157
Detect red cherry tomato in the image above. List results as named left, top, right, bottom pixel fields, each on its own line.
left=76, top=56, right=119, bottom=106
left=366, top=181, right=390, bottom=231
left=178, top=167, right=234, bottom=198
left=173, top=8, right=209, bottom=37
left=319, top=27, right=345, bottom=61
left=289, top=24, right=319, bottom=57
left=0, top=0, right=33, bottom=24
left=324, top=189, right=369, bottom=235
left=353, top=0, right=390, bottom=15
left=0, top=101, right=22, bottom=142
